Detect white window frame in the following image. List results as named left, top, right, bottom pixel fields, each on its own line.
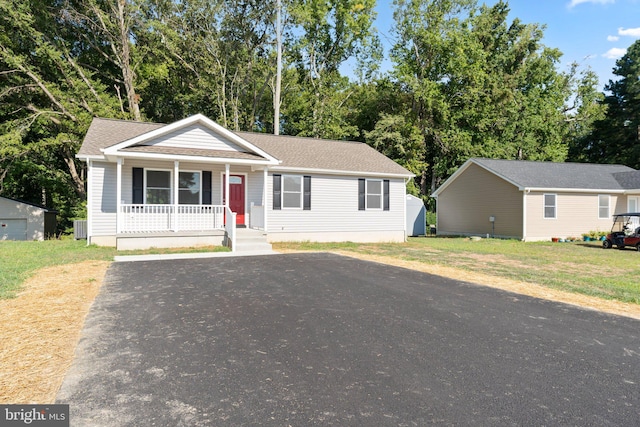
left=144, top=168, right=172, bottom=205
left=598, top=194, right=610, bottom=219
left=543, top=193, right=556, bottom=219
left=282, top=174, right=303, bottom=209
left=178, top=170, right=202, bottom=205
left=366, top=179, right=383, bottom=210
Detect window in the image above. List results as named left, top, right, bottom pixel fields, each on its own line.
left=358, top=179, right=390, bottom=211
left=146, top=170, right=171, bottom=204
left=132, top=168, right=212, bottom=205
left=544, top=193, right=556, bottom=219
left=367, top=180, right=382, bottom=209
left=283, top=175, right=302, bottom=208
left=179, top=171, right=201, bottom=204
left=272, top=174, right=311, bottom=210
left=598, top=195, right=610, bottom=219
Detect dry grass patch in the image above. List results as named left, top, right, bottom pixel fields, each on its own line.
left=331, top=250, right=640, bottom=320
left=0, top=260, right=110, bottom=404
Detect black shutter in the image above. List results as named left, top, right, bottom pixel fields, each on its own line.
left=383, top=179, right=390, bottom=211
left=132, top=167, right=143, bottom=204
left=202, top=171, right=212, bottom=205
left=303, top=176, right=311, bottom=210
left=358, top=178, right=365, bottom=211
left=273, top=174, right=281, bottom=210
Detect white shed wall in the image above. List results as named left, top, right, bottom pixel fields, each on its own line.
left=0, top=197, right=46, bottom=240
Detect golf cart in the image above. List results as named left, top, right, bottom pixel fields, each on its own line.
left=602, top=213, right=640, bottom=251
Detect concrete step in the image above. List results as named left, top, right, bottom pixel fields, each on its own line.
left=234, top=228, right=273, bottom=252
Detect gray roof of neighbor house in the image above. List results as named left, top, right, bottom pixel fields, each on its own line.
left=472, top=158, right=638, bottom=190
left=78, top=117, right=413, bottom=177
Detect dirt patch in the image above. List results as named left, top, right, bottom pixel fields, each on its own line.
left=0, top=260, right=110, bottom=404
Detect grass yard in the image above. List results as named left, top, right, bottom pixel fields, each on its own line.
left=273, top=237, right=640, bottom=304
left=0, top=239, right=230, bottom=299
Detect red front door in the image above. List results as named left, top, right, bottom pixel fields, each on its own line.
left=223, top=175, right=245, bottom=225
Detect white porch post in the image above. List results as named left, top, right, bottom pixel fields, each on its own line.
left=224, top=164, right=230, bottom=209
left=173, top=160, right=179, bottom=231
left=116, top=157, right=122, bottom=234
left=263, top=167, right=268, bottom=232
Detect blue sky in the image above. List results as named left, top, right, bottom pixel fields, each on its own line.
left=373, top=0, right=640, bottom=91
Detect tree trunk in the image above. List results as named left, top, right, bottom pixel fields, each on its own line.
left=116, top=0, right=141, bottom=121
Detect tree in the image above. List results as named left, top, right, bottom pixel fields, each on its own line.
left=283, top=0, right=381, bottom=139
left=391, top=0, right=576, bottom=197
left=570, top=40, right=640, bottom=167
left=0, top=0, right=122, bottom=230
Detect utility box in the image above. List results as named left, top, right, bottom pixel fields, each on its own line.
left=406, top=194, right=426, bottom=237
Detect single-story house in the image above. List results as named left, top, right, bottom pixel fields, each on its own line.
left=0, top=196, right=57, bottom=241
left=76, top=114, right=414, bottom=250
left=432, top=158, right=640, bottom=241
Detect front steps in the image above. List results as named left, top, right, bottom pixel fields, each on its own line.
left=233, top=228, right=273, bottom=253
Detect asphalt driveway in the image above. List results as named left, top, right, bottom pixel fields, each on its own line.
left=57, top=253, right=640, bottom=426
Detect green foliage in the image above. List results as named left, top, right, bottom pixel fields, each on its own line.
left=569, top=40, right=640, bottom=168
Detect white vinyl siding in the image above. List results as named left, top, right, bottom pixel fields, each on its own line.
left=544, top=194, right=556, bottom=219
left=90, top=161, right=117, bottom=236
left=598, top=194, right=610, bottom=219
left=144, top=124, right=244, bottom=152
left=267, top=174, right=405, bottom=234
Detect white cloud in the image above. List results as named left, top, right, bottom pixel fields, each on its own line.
left=602, top=47, right=627, bottom=59
left=568, top=0, right=614, bottom=8
left=607, top=35, right=619, bottom=42
left=618, top=27, right=640, bottom=37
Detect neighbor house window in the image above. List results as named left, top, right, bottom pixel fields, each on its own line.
left=272, top=174, right=311, bottom=210
left=358, top=178, right=390, bottom=211
left=544, top=193, right=556, bottom=219
left=146, top=170, right=171, bottom=204
left=598, top=195, right=610, bottom=219
left=179, top=171, right=201, bottom=204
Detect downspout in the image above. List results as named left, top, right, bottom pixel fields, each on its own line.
left=403, top=177, right=409, bottom=241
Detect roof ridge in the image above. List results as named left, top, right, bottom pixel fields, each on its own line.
left=235, top=130, right=365, bottom=145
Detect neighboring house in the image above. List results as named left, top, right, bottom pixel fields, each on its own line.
left=432, top=158, right=640, bottom=241
left=77, top=114, right=414, bottom=250
left=0, top=196, right=57, bottom=241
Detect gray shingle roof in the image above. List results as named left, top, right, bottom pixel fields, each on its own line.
left=473, top=158, right=636, bottom=190
left=236, top=131, right=412, bottom=176
left=613, top=171, right=640, bottom=190
left=78, top=118, right=164, bottom=156
left=78, top=117, right=413, bottom=177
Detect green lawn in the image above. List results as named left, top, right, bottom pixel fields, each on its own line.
left=273, top=237, right=640, bottom=304
left=3, top=237, right=639, bottom=305
left=0, top=239, right=229, bottom=299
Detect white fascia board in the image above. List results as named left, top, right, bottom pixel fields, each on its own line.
left=102, top=114, right=280, bottom=164
left=108, top=150, right=278, bottom=166
left=270, top=166, right=414, bottom=179
left=522, top=187, right=626, bottom=194
left=76, top=154, right=105, bottom=161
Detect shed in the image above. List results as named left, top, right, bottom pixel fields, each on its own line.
left=406, top=194, right=426, bottom=236
left=0, top=196, right=57, bottom=241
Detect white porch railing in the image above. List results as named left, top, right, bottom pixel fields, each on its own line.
left=120, top=204, right=225, bottom=233
left=225, top=206, right=236, bottom=252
